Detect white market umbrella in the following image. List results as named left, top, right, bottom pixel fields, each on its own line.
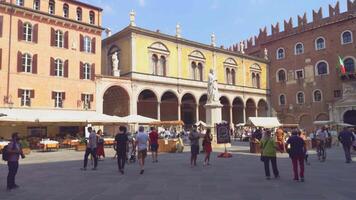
left=121, top=114, right=159, bottom=124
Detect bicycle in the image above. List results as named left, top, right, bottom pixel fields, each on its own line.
left=316, top=140, right=326, bottom=162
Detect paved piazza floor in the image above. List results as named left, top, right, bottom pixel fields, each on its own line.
left=0, top=141, right=355, bottom=200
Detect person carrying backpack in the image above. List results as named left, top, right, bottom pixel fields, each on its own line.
left=5, top=132, right=25, bottom=190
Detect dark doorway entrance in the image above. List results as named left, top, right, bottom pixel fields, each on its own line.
left=344, top=110, right=356, bottom=125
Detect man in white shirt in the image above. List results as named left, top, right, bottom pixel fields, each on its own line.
left=81, top=127, right=98, bottom=170
left=316, top=126, right=327, bottom=161
left=136, top=126, right=149, bottom=174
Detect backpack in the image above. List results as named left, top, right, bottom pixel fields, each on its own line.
left=2, top=145, right=9, bottom=161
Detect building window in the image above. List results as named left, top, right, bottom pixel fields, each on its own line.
left=295, top=69, right=304, bottom=80
left=55, top=59, right=63, bottom=77
left=55, top=30, right=63, bottom=48
left=294, top=43, right=304, bottom=55
left=256, top=74, right=260, bottom=89
left=33, top=0, right=40, bottom=10
left=296, top=92, right=305, bottom=104
left=49, top=0, right=55, bottom=15
left=344, top=58, right=355, bottom=73
left=226, top=68, right=231, bottom=84
left=279, top=94, right=286, bottom=105
left=84, top=36, right=92, bottom=53
left=197, top=63, right=203, bottom=81
left=21, top=90, right=31, bottom=107
left=341, top=30, right=353, bottom=45
left=191, top=61, right=197, bottom=80
left=276, top=48, right=285, bottom=60
left=22, top=53, right=32, bottom=73
left=334, top=90, right=342, bottom=98
left=23, top=23, right=32, bottom=42
left=313, top=90, right=322, bottom=102
left=83, top=63, right=91, bottom=80
left=54, top=92, right=63, bottom=108
left=152, top=54, right=158, bottom=75
left=315, top=37, right=325, bottom=50
left=158, top=55, right=166, bottom=76
left=89, top=11, right=95, bottom=24
left=277, top=69, right=286, bottom=82
left=16, top=0, right=24, bottom=6
left=63, top=4, right=69, bottom=18
left=231, top=69, right=236, bottom=85
left=315, top=61, right=329, bottom=75
left=82, top=94, right=92, bottom=109
left=76, top=7, right=82, bottom=21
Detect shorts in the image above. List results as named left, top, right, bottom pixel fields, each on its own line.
left=191, top=145, right=199, bottom=155
left=150, top=143, right=159, bottom=152
left=138, top=149, right=147, bottom=159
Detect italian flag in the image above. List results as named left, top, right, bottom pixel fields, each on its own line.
left=338, top=56, right=346, bottom=75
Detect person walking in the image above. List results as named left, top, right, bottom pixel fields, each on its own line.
left=338, top=127, right=355, bottom=163
left=286, top=130, right=306, bottom=182
left=136, top=126, right=149, bottom=174
left=115, top=126, right=129, bottom=174
left=203, top=129, right=213, bottom=166
left=6, top=133, right=25, bottom=190
left=96, top=129, right=105, bottom=160
left=316, top=126, right=327, bottom=161
left=81, top=127, right=98, bottom=170
left=149, top=127, right=159, bottom=163
left=260, top=130, right=279, bottom=180
left=189, top=125, right=201, bottom=167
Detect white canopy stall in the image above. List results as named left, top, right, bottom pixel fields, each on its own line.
left=120, top=114, right=159, bottom=124
left=246, top=117, right=281, bottom=128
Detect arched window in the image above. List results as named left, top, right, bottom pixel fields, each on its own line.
left=55, top=59, right=63, bottom=77
left=191, top=62, right=197, bottom=80
left=22, top=53, right=32, bottom=73
left=296, top=92, right=305, bottom=104
left=33, top=0, right=40, bottom=10
left=63, top=4, right=69, bottom=18
left=83, top=63, right=91, bottom=80
left=152, top=54, right=158, bottom=75
left=89, top=11, right=95, bottom=24
left=341, top=30, right=353, bottom=45
left=55, top=30, right=63, bottom=48
left=198, top=63, right=203, bottom=81
left=315, top=37, right=325, bottom=50
left=76, top=7, right=82, bottom=21
left=277, top=69, right=286, bottom=82
left=16, top=0, right=24, bottom=6
left=231, top=69, right=236, bottom=85
left=295, top=43, right=304, bottom=55
left=49, top=0, right=55, bottom=15
left=256, top=74, right=261, bottom=89
left=315, top=61, right=329, bottom=75
left=159, top=55, right=166, bottom=76
left=276, top=48, right=285, bottom=60
left=344, top=58, right=355, bottom=73
left=279, top=94, right=286, bottom=105
left=226, top=68, right=231, bottom=84
left=84, top=36, right=92, bottom=53
left=313, top=90, right=322, bottom=102
left=251, top=73, right=256, bottom=87
left=23, top=23, right=32, bottom=42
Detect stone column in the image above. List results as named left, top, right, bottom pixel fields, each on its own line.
left=255, top=108, right=258, bottom=117
left=196, top=104, right=199, bottom=123
left=178, top=103, right=181, bottom=121
left=157, top=102, right=161, bottom=121
left=243, top=107, right=246, bottom=123
left=229, top=106, right=233, bottom=125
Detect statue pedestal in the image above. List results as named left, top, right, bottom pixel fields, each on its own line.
left=204, top=102, right=231, bottom=148
left=113, top=70, right=121, bottom=77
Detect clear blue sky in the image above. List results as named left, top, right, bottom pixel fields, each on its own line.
left=84, top=0, right=344, bottom=47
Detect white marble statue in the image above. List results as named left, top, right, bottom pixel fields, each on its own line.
left=207, top=69, right=220, bottom=103
left=112, top=52, right=119, bottom=71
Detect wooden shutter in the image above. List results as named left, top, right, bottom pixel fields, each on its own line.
left=17, top=51, right=22, bottom=72
left=64, top=31, right=69, bottom=49
left=50, top=57, right=55, bottom=76
left=90, top=94, right=94, bottom=102
left=62, top=92, right=66, bottom=100
left=79, top=34, right=84, bottom=51
left=91, top=63, right=95, bottom=81
left=91, top=37, right=96, bottom=53
left=30, top=90, right=35, bottom=98
left=33, top=24, right=38, bottom=43
left=64, top=60, right=68, bottom=77
left=51, top=91, right=56, bottom=99
left=79, top=62, right=84, bottom=79
left=18, top=89, right=23, bottom=98
left=50, top=28, right=55, bottom=46
left=32, top=54, right=37, bottom=74
left=0, top=16, right=3, bottom=37
left=18, top=20, right=23, bottom=41
left=81, top=94, right=85, bottom=101
left=0, top=49, right=2, bottom=70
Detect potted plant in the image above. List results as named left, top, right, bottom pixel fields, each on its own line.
left=75, top=137, right=87, bottom=151
left=20, top=139, right=31, bottom=155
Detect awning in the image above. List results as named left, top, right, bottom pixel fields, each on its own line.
left=246, top=117, right=281, bottom=128
left=120, top=114, right=159, bottom=124
left=0, top=108, right=124, bottom=125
